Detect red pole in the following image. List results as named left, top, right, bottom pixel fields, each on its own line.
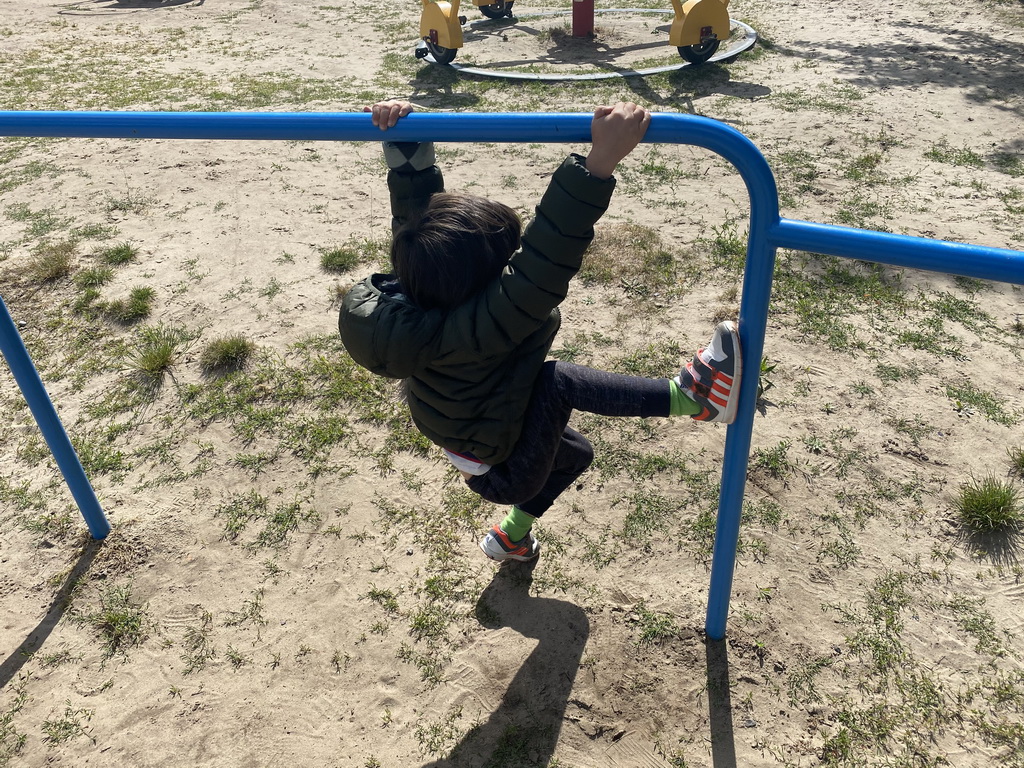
left=572, top=0, right=594, bottom=37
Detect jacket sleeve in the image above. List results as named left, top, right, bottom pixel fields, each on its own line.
left=441, top=153, right=615, bottom=356
left=384, top=142, right=445, bottom=234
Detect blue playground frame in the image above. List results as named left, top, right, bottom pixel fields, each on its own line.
left=1, top=110, right=1022, bottom=640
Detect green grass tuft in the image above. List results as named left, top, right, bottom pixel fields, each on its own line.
left=124, top=323, right=194, bottom=389
left=200, top=335, right=256, bottom=375
left=320, top=245, right=361, bottom=273
left=75, top=584, right=149, bottom=659
left=99, top=241, right=139, bottom=265
left=954, top=476, right=1023, bottom=535
left=28, top=239, right=76, bottom=282
left=104, top=286, right=156, bottom=323
left=1009, top=446, right=1024, bottom=478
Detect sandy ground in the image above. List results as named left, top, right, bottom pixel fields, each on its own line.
left=1, top=0, right=1024, bottom=766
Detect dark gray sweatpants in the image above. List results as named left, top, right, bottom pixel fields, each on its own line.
left=467, top=361, right=671, bottom=518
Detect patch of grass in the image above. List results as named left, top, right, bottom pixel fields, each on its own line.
left=992, top=152, right=1023, bottom=177
left=875, top=362, right=919, bottom=384
left=414, top=705, right=466, bottom=759
left=832, top=192, right=892, bottom=229
left=320, top=244, right=361, bottom=273
left=896, top=318, right=963, bottom=359
left=5, top=203, right=71, bottom=239
left=750, top=440, right=794, bottom=480
left=224, top=646, right=251, bottom=669
left=71, top=430, right=130, bottom=479
left=41, top=702, right=94, bottom=747
left=181, top=610, right=216, bottom=675
left=103, top=286, right=156, bottom=323
left=612, top=340, right=681, bottom=378
left=946, top=593, right=1004, bottom=656
left=772, top=81, right=864, bottom=114
left=924, top=140, right=984, bottom=168
left=843, top=152, right=885, bottom=183
left=260, top=277, right=283, bottom=299
left=632, top=600, right=680, bottom=646
left=98, top=240, right=139, bottom=265
left=215, top=490, right=320, bottom=550
left=698, top=218, right=747, bottom=275
left=927, top=291, right=993, bottom=332
left=581, top=222, right=680, bottom=297
left=34, top=648, right=81, bottom=669
left=200, top=335, right=256, bottom=375
left=772, top=252, right=907, bottom=351
left=123, top=323, right=195, bottom=390
left=946, top=381, right=1018, bottom=425
left=771, top=148, right=822, bottom=207
left=363, top=586, right=400, bottom=614
left=1009, top=447, right=1024, bottom=478
left=0, top=677, right=28, bottom=764
left=954, top=475, right=1022, bottom=534
left=104, top=189, right=153, bottom=216
left=74, top=266, right=113, bottom=289
left=617, top=488, right=677, bottom=543
left=28, top=239, right=76, bottom=282
left=71, top=222, right=119, bottom=241
left=75, top=584, right=149, bottom=659
left=884, top=415, right=932, bottom=447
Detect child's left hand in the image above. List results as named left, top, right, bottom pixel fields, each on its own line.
left=365, top=100, right=414, bottom=131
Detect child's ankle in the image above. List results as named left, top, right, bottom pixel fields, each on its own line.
left=669, top=378, right=701, bottom=416
left=500, top=506, right=535, bottom=542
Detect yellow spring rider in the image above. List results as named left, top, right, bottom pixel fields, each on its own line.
left=417, top=0, right=732, bottom=66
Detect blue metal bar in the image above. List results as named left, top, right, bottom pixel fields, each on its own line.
left=771, top=218, right=1024, bottom=284
left=1, top=111, right=1021, bottom=638
left=0, top=295, right=110, bottom=539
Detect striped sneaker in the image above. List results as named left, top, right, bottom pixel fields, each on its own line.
left=479, top=524, right=540, bottom=563
left=677, top=321, right=742, bottom=424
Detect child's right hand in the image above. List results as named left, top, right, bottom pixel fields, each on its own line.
left=585, top=102, right=651, bottom=180
left=364, top=100, right=414, bottom=131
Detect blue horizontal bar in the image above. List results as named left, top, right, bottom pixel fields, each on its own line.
left=0, top=110, right=780, bottom=212
left=0, top=108, right=740, bottom=146
left=772, top=218, right=1024, bottom=286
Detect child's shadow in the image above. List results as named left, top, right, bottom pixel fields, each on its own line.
left=421, top=560, right=590, bottom=767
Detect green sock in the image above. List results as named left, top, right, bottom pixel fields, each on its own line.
left=500, top=506, right=535, bottom=542
left=669, top=378, right=701, bottom=416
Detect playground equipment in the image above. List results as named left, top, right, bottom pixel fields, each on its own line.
left=0, top=110, right=1021, bottom=640
left=417, top=0, right=736, bottom=66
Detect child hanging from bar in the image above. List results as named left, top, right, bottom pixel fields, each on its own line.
left=339, top=100, right=742, bottom=562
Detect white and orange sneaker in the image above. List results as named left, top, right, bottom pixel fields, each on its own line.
left=479, top=524, right=540, bottom=563
left=677, top=321, right=742, bottom=424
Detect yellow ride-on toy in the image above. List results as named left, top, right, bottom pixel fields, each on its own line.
left=670, top=0, right=731, bottom=63
left=417, top=0, right=732, bottom=66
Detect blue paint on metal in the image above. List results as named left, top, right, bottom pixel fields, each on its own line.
left=0, top=111, right=1021, bottom=635
left=0, top=295, right=110, bottom=539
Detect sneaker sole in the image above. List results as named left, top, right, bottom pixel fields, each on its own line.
left=718, top=320, right=742, bottom=424
left=479, top=540, right=540, bottom=563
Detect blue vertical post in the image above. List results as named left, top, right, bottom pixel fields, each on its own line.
left=0, top=295, right=110, bottom=539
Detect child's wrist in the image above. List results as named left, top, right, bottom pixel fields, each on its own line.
left=584, top=152, right=616, bottom=180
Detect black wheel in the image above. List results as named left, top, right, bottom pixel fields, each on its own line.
left=479, top=1, right=513, bottom=19
left=425, top=40, right=457, bottom=64
left=678, top=39, right=720, bottom=64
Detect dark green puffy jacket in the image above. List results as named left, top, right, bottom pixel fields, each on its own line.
left=338, top=153, right=614, bottom=465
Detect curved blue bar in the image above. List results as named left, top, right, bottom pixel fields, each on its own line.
left=2, top=110, right=1020, bottom=637
left=0, top=111, right=782, bottom=614
left=0, top=296, right=110, bottom=539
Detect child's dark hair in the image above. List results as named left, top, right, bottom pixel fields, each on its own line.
left=391, top=192, right=521, bottom=310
